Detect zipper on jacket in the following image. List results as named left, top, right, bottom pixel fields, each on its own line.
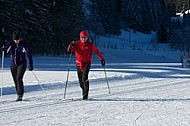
left=14, top=44, right=19, bottom=65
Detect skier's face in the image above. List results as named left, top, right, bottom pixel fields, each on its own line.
left=80, top=36, right=88, bottom=42
left=14, top=39, right=20, bottom=44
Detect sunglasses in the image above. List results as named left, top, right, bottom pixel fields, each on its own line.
left=80, top=37, right=87, bottom=39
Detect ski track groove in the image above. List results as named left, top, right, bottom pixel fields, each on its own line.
left=89, top=77, right=190, bottom=97
left=90, top=78, right=190, bottom=100
left=0, top=97, right=79, bottom=114
left=0, top=77, right=190, bottom=114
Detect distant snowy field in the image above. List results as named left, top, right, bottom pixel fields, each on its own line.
left=1, top=31, right=190, bottom=126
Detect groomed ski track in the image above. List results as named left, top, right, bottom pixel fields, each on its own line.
left=0, top=71, right=190, bottom=126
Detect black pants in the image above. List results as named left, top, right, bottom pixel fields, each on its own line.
left=77, top=64, right=91, bottom=97
left=10, top=64, right=26, bottom=96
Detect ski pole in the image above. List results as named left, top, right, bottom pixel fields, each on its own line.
left=1, top=51, right=4, bottom=97
left=32, top=71, right=44, bottom=92
left=103, top=66, right=111, bottom=94
left=64, top=52, right=73, bottom=99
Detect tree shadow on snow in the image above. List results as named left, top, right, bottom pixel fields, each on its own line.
left=90, top=97, right=190, bottom=102
left=0, top=82, right=67, bottom=96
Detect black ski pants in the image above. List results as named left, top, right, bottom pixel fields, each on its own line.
left=10, top=63, right=26, bottom=96
left=76, top=64, right=91, bottom=97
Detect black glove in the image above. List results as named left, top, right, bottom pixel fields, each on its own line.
left=29, top=64, right=33, bottom=71
left=101, top=59, right=105, bottom=66
left=70, top=41, right=75, bottom=47
left=1, top=47, right=5, bottom=52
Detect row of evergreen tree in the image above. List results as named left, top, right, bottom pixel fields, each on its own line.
left=0, top=0, right=189, bottom=55
left=164, top=0, right=190, bottom=14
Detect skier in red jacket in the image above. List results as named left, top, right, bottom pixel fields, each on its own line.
left=67, top=30, right=105, bottom=100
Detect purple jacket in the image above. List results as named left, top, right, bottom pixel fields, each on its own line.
left=3, top=40, right=33, bottom=66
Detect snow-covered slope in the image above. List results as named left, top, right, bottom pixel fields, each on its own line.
left=0, top=31, right=189, bottom=126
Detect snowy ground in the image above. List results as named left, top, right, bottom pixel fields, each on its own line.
left=0, top=47, right=190, bottom=126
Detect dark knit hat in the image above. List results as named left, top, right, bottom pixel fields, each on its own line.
left=12, top=30, right=21, bottom=40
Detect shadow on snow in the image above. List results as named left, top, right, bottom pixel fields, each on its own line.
left=89, top=98, right=190, bottom=102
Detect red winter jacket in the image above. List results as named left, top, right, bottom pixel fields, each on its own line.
left=67, top=40, right=104, bottom=68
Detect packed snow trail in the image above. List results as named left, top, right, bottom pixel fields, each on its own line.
left=1, top=47, right=190, bottom=125
left=0, top=70, right=190, bottom=125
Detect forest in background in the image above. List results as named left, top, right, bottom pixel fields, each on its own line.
left=0, top=0, right=190, bottom=55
